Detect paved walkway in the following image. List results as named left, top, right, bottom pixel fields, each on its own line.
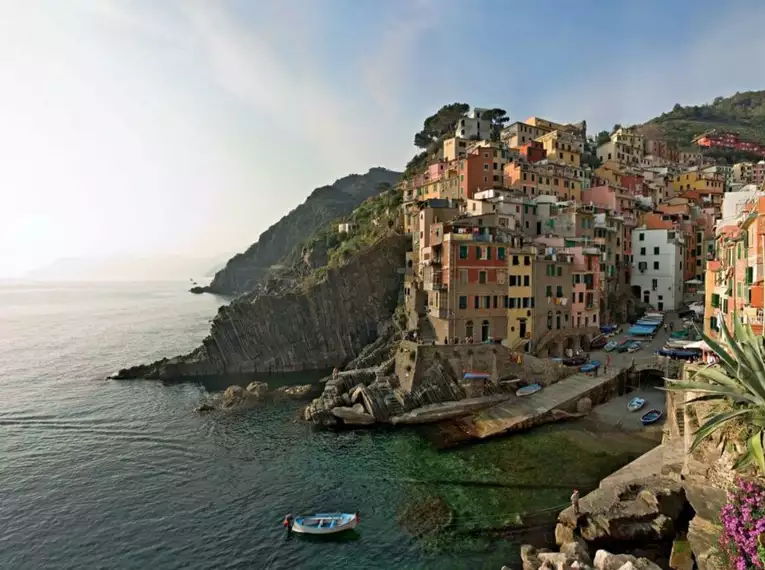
left=459, top=369, right=621, bottom=439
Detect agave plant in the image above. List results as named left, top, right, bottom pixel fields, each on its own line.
left=666, top=312, right=765, bottom=474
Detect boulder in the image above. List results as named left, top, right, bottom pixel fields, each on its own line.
left=538, top=551, right=573, bottom=569
left=521, top=544, right=541, bottom=570
left=592, top=550, right=661, bottom=570
left=245, top=381, right=269, bottom=398
left=555, top=523, right=576, bottom=545
left=222, top=385, right=248, bottom=408
left=195, top=403, right=216, bottom=412
left=560, top=537, right=592, bottom=567
left=331, top=405, right=375, bottom=425
left=687, top=516, right=726, bottom=570
left=577, top=397, right=593, bottom=414
left=274, top=384, right=312, bottom=398
left=558, top=477, right=685, bottom=544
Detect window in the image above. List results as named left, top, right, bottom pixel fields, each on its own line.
left=556, top=266, right=562, bottom=277
left=487, top=247, right=492, bottom=260
left=512, top=255, right=519, bottom=266
left=523, top=275, right=530, bottom=286
left=459, top=246, right=468, bottom=259
left=578, top=292, right=584, bottom=303
left=652, top=278, right=658, bottom=289
left=459, top=296, right=467, bottom=309
left=524, top=256, right=531, bottom=265
left=522, top=297, right=530, bottom=308
left=474, top=296, right=479, bottom=309
left=640, top=247, right=646, bottom=255
left=493, top=296, right=499, bottom=309
left=654, top=261, right=659, bottom=270
left=459, top=269, right=468, bottom=284
left=556, top=286, right=563, bottom=298
left=475, top=246, right=482, bottom=259
left=484, top=295, right=491, bottom=309
left=497, top=270, right=506, bottom=285
left=509, top=297, right=516, bottom=309
left=654, top=247, right=660, bottom=255
left=545, top=285, right=552, bottom=297
left=639, top=233, right=645, bottom=241
left=479, top=271, right=487, bottom=284
left=498, top=247, right=506, bottom=260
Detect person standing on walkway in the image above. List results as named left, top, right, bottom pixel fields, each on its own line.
left=605, top=354, right=612, bottom=373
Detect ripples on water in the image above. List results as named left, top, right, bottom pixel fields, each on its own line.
left=0, top=282, right=645, bottom=569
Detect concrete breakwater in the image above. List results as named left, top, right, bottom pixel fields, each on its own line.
left=303, top=339, right=673, bottom=445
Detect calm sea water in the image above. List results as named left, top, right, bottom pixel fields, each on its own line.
left=0, top=281, right=647, bottom=569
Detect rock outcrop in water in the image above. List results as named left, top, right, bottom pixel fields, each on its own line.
left=115, top=235, right=408, bottom=381
left=199, top=168, right=401, bottom=296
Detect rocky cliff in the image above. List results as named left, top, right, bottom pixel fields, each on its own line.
left=200, top=167, right=401, bottom=296
left=115, top=234, right=408, bottom=380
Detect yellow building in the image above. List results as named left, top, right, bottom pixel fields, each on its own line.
left=535, top=130, right=582, bottom=167
left=672, top=171, right=725, bottom=194
left=442, top=137, right=469, bottom=161
left=506, top=248, right=534, bottom=348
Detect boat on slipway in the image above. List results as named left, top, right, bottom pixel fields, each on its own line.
left=627, top=397, right=645, bottom=412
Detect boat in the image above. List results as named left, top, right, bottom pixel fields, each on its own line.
left=562, top=354, right=588, bottom=366
left=579, top=360, right=601, bottom=373
left=589, top=334, right=608, bottom=349
left=284, top=512, right=359, bottom=535
left=463, top=371, right=491, bottom=380
left=627, top=397, right=645, bottom=412
left=516, top=383, right=542, bottom=397
left=626, top=341, right=642, bottom=353
left=641, top=409, right=663, bottom=425
left=604, top=340, right=618, bottom=352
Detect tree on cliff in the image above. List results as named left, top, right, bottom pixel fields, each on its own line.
left=484, top=108, right=509, bottom=141
left=412, top=103, right=470, bottom=149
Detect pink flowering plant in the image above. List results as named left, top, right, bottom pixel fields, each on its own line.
left=719, top=478, right=765, bottom=569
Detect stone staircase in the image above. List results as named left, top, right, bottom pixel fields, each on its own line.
left=416, top=315, right=438, bottom=343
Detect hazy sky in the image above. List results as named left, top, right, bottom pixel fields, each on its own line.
left=2, top=0, right=765, bottom=277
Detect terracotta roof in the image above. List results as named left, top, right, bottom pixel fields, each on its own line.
left=643, top=213, right=674, bottom=230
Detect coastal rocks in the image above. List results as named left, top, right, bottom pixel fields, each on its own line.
left=195, top=403, right=216, bottom=412
left=222, top=385, right=259, bottom=408
left=331, top=404, right=375, bottom=425
left=274, top=384, right=312, bottom=398
left=557, top=477, right=686, bottom=545
left=591, top=550, right=661, bottom=570
left=576, top=397, right=593, bottom=414
left=245, top=381, right=269, bottom=399
left=114, top=234, right=409, bottom=380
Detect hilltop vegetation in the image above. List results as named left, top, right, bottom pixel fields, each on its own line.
left=640, top=90, right=765, bottom=149
left=203, top=168, right=401, bottom=295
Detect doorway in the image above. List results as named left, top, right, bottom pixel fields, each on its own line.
left=481, top=320, right=490, bottom=342
left=519, top=319, right=527, bottom=339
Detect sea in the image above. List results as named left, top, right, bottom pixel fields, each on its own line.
left=0, top=281, right=652, bottom=569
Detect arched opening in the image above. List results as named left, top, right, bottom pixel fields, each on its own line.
left=547, top=311, right=553, bottom=330
left=580, top=334, right=590, bottom=351
left=555, top=311, right=562, bottom=330
left=565, top=337, right=575, bottom=352
left=481, top=320, right=490, bottom=343
left=466, top=320, right=474, bottom=340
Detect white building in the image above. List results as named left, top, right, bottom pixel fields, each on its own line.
left=455, top=107, right=493, bottom=140
left=631, top=228, right=684, bottom=311
left=337, top=222, right=358, bottom=233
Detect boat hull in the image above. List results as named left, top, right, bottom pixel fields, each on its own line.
left=516, top=384, right=541, bottom=397
left=640, top=410, right=663, bottom=425
left=627, top=398, right=645, bottom=412
left=291, top=513, right=358, bottom=535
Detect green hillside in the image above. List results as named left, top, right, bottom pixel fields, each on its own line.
left=640, top=90, right=765, bottom=150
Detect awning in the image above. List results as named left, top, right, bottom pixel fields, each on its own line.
left=685, top=279, right=703, bottom=285
left=685, top=340, right=711, bottom=351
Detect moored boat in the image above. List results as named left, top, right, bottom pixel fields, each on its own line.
left=516, top=383, right=542, bottom=397
left=284, top=512, right=359, bottom=535
left=627, top=397, right=645, bottom=412
left=579, top=360, right=601, bottom=373
left=640, top=409, right=663, bottom=425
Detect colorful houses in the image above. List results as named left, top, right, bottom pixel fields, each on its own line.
left=399, top=104, right=765, bottom=358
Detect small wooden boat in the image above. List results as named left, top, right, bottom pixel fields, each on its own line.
left=579, top=360, right=601, bottom=373
left=627, top=397, right=645, bottom=412
left=563, top=354, right=588, bottom=366
left=284, top=512, right=359, bottom=535
left=464, top=371, right=491, bottom=380
left=516, top=383, right=542, bottom=397
left=604, top=341, right=618, bottom=352
left=640, top=409, right=663, bottom=425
